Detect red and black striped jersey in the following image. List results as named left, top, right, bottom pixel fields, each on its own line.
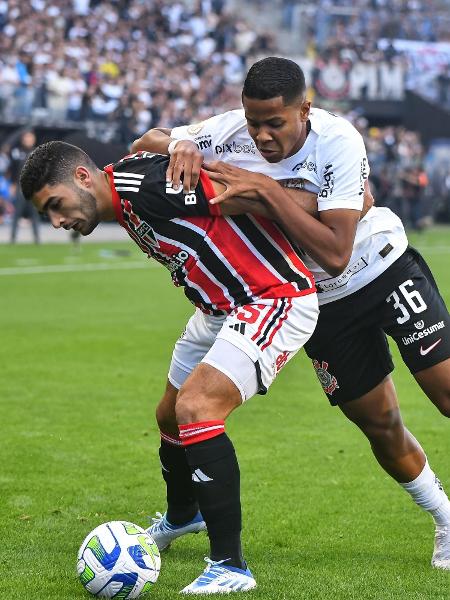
left=105, top=152, right=316, bottom=315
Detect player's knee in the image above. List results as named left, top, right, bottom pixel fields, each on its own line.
left=155, top=398, right=178, bottom=434
left=359, top=407, right=404, bottom=442
left=175, top=387, right=213, bottom=425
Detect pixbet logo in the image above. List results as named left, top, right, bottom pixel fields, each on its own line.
left=319, top=163, right=335, bottom=198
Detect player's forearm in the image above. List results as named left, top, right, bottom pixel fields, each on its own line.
left=259, top=181, right=357, bottom=276
left=131, top=128, right=172, bottom=154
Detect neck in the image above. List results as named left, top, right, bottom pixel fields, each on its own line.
left=94, top=170, right=116, bottom=222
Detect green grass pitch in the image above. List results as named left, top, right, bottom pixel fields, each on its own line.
left=1, top=229, right=449, bottom=599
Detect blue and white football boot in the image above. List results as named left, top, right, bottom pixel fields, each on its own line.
left=180, top=558, right=257, bottom=594
left=146, top=511, right=206, bottom=551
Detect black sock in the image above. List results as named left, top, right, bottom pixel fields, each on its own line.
left=185, top=433, right=245, bottom=569
left=159, top=439, right=198, bottom=525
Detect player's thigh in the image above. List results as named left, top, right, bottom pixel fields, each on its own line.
left=381, top=247, right=450, bottom=377
left=212, top=294, right=319, bottom=396
left=304, top=299, right=394, bottom=406
left=168, top=308, right=224, bottom=391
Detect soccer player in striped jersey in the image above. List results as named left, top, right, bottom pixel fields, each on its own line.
left=133, top=57, right=450, bottom=572
left=20, top=141, right=320, bottom=594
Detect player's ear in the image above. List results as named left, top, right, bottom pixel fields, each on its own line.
left=300, top=100, right=311, bottom=121
left=75, top=165, right=93, bottom=187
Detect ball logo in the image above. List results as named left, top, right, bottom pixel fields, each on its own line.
left=414, top=320, right=425, bottom=330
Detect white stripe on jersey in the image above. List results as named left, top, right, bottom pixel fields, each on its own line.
left=184, top=273, right=219, bottom=311
left=155, top=231, right=236, bottom=308
left=224, top=217, right=291, bottom=286
left=246, top=214, right=311, bottom=289
left=113, top=172, right=145, bottom=179
left=171, top=218, right=254, bottom=300
left=115, top=186, right=141, bottom=192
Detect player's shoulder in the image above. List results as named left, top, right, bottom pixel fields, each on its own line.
left=181, top=109, right=247, bottom=136
left=311, top=108, right=362, bottom=143
left=111, top=151, right=167, bottom=174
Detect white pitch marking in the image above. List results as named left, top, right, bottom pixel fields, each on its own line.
left=0, top=261, right=160, bottom=276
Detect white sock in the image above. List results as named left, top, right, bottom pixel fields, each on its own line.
left=400, top=460, right=450, bottom=526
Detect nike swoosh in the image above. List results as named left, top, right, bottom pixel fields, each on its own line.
left=420, top=339, right=442, bottom=356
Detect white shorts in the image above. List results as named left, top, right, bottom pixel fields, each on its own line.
left=168, top=294, right=319, bottom=401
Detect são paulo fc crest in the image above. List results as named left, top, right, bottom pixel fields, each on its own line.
left=312, top=359, right=339, bottom=395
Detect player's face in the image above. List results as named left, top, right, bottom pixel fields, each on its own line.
left=33, top=180, right=100, bottom=236
left=243, top=95, right=310, bottom=163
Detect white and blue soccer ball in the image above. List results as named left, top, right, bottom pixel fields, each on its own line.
left=77, top=521, right=161, bottom=598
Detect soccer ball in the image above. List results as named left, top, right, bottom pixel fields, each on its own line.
left=77, top=521, right=161, bottom=598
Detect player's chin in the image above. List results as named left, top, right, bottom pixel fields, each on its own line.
left=80, top=220, right=98, bottom=236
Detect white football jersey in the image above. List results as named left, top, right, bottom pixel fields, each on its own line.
left=171, top=108, right=408, bottom=304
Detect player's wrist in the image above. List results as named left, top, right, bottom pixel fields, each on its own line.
left=167, top=139, right=182, bottom=155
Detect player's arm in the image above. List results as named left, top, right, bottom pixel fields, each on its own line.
left=206, top=144, right=367, bottom=277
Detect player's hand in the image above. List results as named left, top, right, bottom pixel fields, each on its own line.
left=204, top=161, right=274, bottom=204
left=167, top=140, right=204, bottom=193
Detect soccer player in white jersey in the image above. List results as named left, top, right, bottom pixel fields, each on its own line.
left=133, top=57, right=450, bottom=571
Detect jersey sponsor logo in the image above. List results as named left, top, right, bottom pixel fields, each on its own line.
left=197, top=138, right=212, bottom=150
left=167, top=250, right=190, bottom=273
left=359, top=157, right=368, bottom=195
left=312, top=359, right=339, bottom=395
left=214, top=141, right=256, bottom=155
left=280, top=178, right=306, bottom=190
left=414, top=320, right=425, bottom=330
left=316, top=257, right=368, bottom=292
left=165, top=182, right=197, bottom=204
left=292, top=160, right=317, bottom=173
left=401, top=320, right=445, bottom=346
left=420, top=338, right=442, bottom=356
left=187, top=122, right=204, bottom=135
left=319, top=163, right=335, bottom=198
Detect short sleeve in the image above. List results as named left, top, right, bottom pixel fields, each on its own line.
left=171, top=110, right=246, bottom=162
left=317, top=130, right=369, bottom=212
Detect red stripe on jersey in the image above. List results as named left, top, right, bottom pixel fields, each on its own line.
left=204, top=219, right=297, bottom=298
left=198, top=170, right=221, bottom=217
left=104, top=165, right=125, bottom=226
left=186, top=262, right=233, bottom=312
left=252, top=215, right=314, bottom=281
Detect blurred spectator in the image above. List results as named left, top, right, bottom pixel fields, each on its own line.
left=9, top=130, right=40, bottom=244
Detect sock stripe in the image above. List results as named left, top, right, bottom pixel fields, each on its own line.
left=160, top=431, right=183, bottom=446
left=179, top=420, right=225, bottom=446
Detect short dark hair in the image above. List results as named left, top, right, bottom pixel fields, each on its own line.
left=20, top=141, right=97, bottom=200
left=242, top=57, right=306, bottom=105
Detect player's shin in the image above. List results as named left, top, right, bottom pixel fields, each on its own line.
left=180, top=421, right=245, bottom=570
left=159, top=433, right=199, bottom=524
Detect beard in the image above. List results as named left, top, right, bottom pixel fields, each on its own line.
left=77, top=187, right=100, bottom=235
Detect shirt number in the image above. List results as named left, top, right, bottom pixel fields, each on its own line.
left=386, top=279, right=427, bottom=324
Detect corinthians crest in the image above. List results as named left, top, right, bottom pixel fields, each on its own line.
left=312, top=359, right=339, bottom=395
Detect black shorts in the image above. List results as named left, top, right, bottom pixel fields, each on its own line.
left=304, top=247, right=450, bottom=405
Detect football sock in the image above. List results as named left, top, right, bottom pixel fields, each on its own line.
left=180, top=421, right=245, bottom=570
left=400, top=459, right=450, bottom=526
left=159, top=434, right=198, bottom=525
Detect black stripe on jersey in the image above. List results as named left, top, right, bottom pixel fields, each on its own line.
left=154, top=219, right=255, bottom=307
left=256, top=298, right=286, bottom=347
left=183, top=287, right=225, bottom=316
left=229, top=215, right=311, bottom=292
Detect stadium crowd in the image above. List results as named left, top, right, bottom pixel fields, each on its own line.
left=0, top=0, right=449, bottom=227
